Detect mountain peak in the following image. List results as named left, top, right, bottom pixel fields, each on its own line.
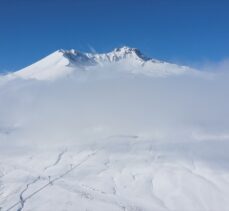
left=58, top=49, right=95, bottom=66
left=112, top=46, right=150, bottom=61
left=10, top=46, right=198, bottom=80
left=113, top=46, right=136, bottom=52
left=57, top=46, right=150, bottom=63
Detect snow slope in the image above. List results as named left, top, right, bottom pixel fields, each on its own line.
left=2, top=136, right=229, bottom=211
left=10, top=46, right=199, bottom=80
left=11, top=50, right=74, bottom=80
left=0, top=47, right=228, bottom=211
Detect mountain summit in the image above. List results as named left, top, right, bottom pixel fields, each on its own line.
left=60, top=46, right=151, bottom=65
left=10, top=46, right=198, bottom=80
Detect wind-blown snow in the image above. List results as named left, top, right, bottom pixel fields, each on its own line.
left=0, top=47, right=229, bottom=211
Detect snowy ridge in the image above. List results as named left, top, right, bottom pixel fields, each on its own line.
left=9, top=46, right=199, bottom=80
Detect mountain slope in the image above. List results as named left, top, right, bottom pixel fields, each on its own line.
left=0, top=47, right=229, bottom=211
left=11, top=50, right=73, bottom=80
left=10, top=46, right=198, bottom=80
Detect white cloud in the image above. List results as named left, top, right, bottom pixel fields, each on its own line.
left=1, top=65, right=229, bottom=210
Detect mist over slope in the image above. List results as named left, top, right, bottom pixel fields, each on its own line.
left=1, top=48, right=229, bottom=211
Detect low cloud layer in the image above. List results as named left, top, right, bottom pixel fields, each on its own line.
left=0, top=66, right=229, bottom=169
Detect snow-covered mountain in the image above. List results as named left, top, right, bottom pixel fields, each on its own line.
left=10, top=46, right=198, bottom=80
left=1, top=46, right=228, bottom=211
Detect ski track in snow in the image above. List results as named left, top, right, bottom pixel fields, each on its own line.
left=2, top=138, right=167, bottom=211
left=4, top=149, right=100, bottom=211
left=16, top=177, right=40, bottom=211
left=43, top=148, right=67, bottom=171
left=1, top=137, right=229, bottom=211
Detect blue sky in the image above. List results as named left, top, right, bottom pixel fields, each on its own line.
left=1, top=0, right=229, bottom=71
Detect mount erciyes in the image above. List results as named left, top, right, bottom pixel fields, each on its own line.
left=10, top=46, right=198, bottom=80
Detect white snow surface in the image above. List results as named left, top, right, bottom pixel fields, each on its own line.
left=9, top=46, right=200, bottom=80
left=0, top=47, right=229, bottom=211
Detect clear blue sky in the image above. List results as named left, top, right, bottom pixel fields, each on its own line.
left=1, top=0, right=229, bottom=71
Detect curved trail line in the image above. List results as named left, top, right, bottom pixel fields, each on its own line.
left=5, top=150, right=99, bottom=211
left=17, top=177, right=40, bottom=211
left=44, top=148, right=67, bottom=171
